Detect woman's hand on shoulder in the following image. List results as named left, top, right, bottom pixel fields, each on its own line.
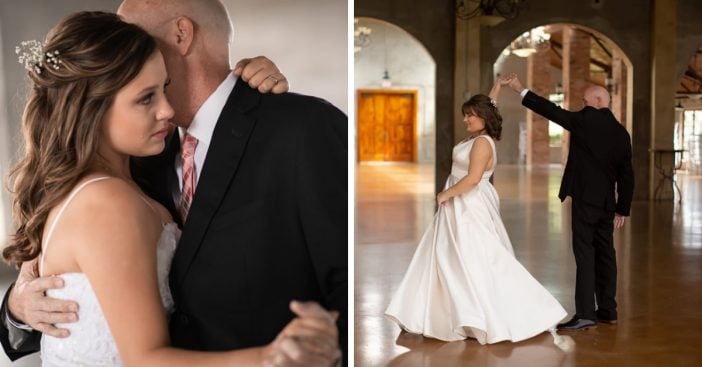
left=233, top=56, right=289, bottom=94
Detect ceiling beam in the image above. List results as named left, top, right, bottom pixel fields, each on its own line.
left=550, top=40, right=611, bottom=73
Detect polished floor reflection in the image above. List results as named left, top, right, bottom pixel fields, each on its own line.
left=355, top=163, right=702, bottom=367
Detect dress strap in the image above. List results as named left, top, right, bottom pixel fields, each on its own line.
left=474, top=135, right=497, bottom=172
left=39, top=177, right=111, bottom=276
left=135, top=194, right=168, bottom=226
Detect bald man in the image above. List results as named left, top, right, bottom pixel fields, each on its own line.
left=1, top=0, right=346, bottom=365
left=116, top=0, right=347, bottom=360
left=506, top=75, right=634, bottom=331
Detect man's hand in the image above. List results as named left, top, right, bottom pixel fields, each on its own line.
left=262, top=301, right=341, bottom=367
left=233, top=56, right=289, bottom=94
left=8, top=260, right=78, bottom=337
left=497, top=73, right=516, bottom=86
left=507, top=74, right=525, bottom=94
left=614, top=214, right=627, bottom=229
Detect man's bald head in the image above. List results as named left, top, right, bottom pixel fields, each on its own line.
left=583, top=85, right=611, bottom=109
left=118, top=0, right=232, bottom=56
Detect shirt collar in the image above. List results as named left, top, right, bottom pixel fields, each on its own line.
left=178, top=72, right=237, bottom=145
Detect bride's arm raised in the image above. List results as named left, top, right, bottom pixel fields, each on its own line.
left=68, top=179, right=337, bottom=367
left=488, top=73, right=515, bottom=103
left=437, top=138, right=493, bottom=205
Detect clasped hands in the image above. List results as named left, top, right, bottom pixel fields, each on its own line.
left=262, top=301, right=341, bottom=367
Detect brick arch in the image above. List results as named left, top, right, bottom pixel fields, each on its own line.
left=491, top=23, right=634, bottom=133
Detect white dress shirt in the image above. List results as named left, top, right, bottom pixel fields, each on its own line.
left=175, top=73, right=237, bottom=194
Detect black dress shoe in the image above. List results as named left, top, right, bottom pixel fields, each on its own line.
left=557, top=317, right=597, bottom=330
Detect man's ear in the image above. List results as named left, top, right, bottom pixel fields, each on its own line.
left=174, top=16, right=195, bottom=56
left=598, top=96, right=606, bottom=108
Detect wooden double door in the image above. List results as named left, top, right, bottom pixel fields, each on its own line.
left=357, top=90, right=417, bottom=162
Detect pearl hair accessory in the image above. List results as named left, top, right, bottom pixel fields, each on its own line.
left=15, top=40, right=62, bottom=74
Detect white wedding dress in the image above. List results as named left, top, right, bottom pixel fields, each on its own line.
left=385, top=135, right=567, bottom=344
left=38, top=177, right=179, bottom=367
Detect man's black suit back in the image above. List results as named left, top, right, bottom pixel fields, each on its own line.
left=522, top=91, right=634, bottom=215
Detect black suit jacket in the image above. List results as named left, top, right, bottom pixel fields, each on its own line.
left=135, top=80, right=348, bottom=354
left=522, top=91, right=634, bottom=215
left=0, top=80, right=348, bottom=362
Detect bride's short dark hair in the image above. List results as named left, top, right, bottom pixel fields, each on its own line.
left=461, top=94, right=503, bottom=141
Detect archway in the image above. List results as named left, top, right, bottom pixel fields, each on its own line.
left=355, top=17, right=436, bottom=165
left=675, top=47, right=702, bottom=175
left=492, top=23, right=634, bottom=166
left=355, top=16, right=438, bottom=246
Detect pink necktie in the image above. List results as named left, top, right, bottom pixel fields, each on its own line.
left=179, top=133, right=198, bottom=221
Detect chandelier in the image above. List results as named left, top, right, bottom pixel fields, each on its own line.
left=456, top=0, right=527, bottom=26
left=506, top=26, right=550, bottom=57
left=354, top=19, right=372, bottom=57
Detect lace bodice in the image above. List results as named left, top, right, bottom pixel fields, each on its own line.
left=38, top=178, right=180, bottom=366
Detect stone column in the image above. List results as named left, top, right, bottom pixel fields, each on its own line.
left=526, top=49, right=551, bottom=165
left=454, top=18, right=481, bottom=144
left=562, top=26, right=591, bottom=165
left=650, top=0, right=677, bottom=199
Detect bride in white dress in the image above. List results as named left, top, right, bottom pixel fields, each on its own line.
left=385, top=78, right=567, bottom=344
left=4, top=12, right=338, bottom=367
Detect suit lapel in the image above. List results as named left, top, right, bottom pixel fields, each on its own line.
left=170, top=80, right=261, bottom=289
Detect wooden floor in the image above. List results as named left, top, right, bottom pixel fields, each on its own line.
left=355, top=162, right=702, bottom=367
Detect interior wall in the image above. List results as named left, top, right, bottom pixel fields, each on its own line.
left=493, top=52, right=528, bottom=164
left=354, top=18, right=436, bottom=163
left=224, top=0, right=347, bottom=113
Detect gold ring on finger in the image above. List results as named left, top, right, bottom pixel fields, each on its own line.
left=267, top=75, right=279, bottom=84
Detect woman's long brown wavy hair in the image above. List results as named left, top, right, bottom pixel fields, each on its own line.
left=461, top=94, right=503, bottom=140
left=3, top=11, right=157, bottom=266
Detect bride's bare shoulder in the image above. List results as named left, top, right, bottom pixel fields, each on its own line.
left=62, top=176, right=158, bottom=232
